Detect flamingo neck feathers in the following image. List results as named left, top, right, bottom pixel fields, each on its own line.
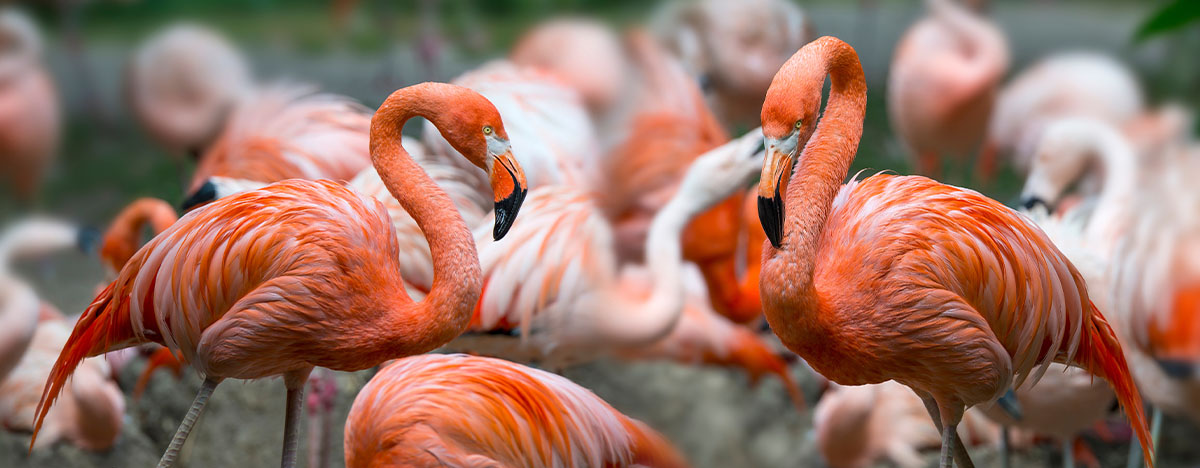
left=768, top=39, right=866, bottom=340
left=370, top=84, right=483, bottom=353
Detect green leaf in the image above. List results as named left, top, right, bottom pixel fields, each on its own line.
left=1135, top=0, right=1200, bottom=43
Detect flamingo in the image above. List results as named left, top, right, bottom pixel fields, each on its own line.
left=653, top=0, right=812, bottom=128
left=754, top=36, right=1152, bottom=468
left=344, top=353, right=688, bottom=468
left=31, top=82, right=529, bottom=468
left=182, top=84, right=374, bottom=207
left=455, top=129, right=764, bottom=369
left=1108, top=156, right=1200, bottom=466
left=0, top=9, right=60, bottom=203
left=126, top=23, right=253, bottom=159
left=887, top=0, right=1008, bottom=179
left=1, top=306, right=124, bottom=452
left=0, top=218, right=122, bottom=451
left=0, top=218, right=93, bottom=383
left=814, top=381, right=1002, bottom=468
left=981, top=52, right=1144, bottom=179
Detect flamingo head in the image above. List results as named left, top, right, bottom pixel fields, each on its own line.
left=1019, top=118, right=1104, bottom=213
left=433, top=88, right=529, bottom=240
left=757, top=54, right=823, bottom=248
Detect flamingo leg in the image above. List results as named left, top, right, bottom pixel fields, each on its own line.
left=918, top=393, right=975, bottom=468
left=1062, top=438, right=1074, bottom=468
left=940, top=424, right=958, bottom=468
left=1000, top=425, right=1011, bottom=468
left=281, top=368, right=313, bottom=468
left=157, top=377, right=220, bottom=468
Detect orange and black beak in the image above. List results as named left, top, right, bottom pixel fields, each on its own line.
left=757, top=140, right=795, bottom=249
left=490, top=150, right=528, bottom=240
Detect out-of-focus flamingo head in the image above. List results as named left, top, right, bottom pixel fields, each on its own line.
left=431, top=88, right=528, bottom=240
left=511, top=18, right=627, bottom=114
left=1019, top=118, right=1102, bottom=212
left=757, top=51, right=824, bottom=248
left=674, top=129, right=766, bottom=218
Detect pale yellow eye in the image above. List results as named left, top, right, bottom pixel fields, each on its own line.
left=483, top=126, right=494, bottom=135
left=794, top=119, right=803, bottom=130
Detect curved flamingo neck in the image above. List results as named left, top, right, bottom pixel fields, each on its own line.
left=779, top=41, right=867, bottom=291
left=114, top=198, right=177, bottom=240
left=1084, top=123, right=1139, bottom=253
left=371, top=84, right=483, bottom=351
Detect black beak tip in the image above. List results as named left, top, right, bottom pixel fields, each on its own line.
left=492, top=187, right=528, bottom=241
left=1020, top=196, right=1048, bottom=212
left=757, top=194, right=784, bottom=249
left=181, top=180, right=217, bottom=212
left=76, top=225, right=101, bottom=255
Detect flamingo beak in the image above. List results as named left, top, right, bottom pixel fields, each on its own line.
left=758, top=141, right=795, bottom=249
left=490, top=149, right=528, bottom=240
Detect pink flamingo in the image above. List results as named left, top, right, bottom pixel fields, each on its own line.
left=126, top=23, right=253, bottom=160
left=0, top=9, right=60, bottom=203
left=888, top=0, right=1008, bottom=179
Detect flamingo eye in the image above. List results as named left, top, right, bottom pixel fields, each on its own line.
left=483, top=126, right=494, bottom=135
left=794, top=119, right=803, bottom=130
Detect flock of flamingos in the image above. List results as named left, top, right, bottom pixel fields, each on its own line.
left=0, top=0, right=1196, bottom=467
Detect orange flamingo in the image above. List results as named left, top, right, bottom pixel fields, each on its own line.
left=182, top=84, right=374, bottom=208
left=754, top=36, right=1152, bottom=467
left=126, top=23, right=253, bottom=159
left=0, top=9, right=60, bottom=203
left=887, top=0, right=1008, bottom=179
left=344, top=353, right=688, bottom=468
left=31, top=82, right=529, bottom=467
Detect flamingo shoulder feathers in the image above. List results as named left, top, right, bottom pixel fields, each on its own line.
left=344, top=354, right=686, bottom=468
left=422, top=60, right=597, bottom=196
left=191, top=83, right=372, bottom=190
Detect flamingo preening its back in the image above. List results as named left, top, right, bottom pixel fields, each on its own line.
left=887, top=0, right=1008, bottom=179
left=755, top=36, right=1152, bottom=468
left=31, top=82, right=529, bottom=468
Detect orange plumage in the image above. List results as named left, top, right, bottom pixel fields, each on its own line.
left=756, top=36, right=1152, bottom=467
left=344, top=354, right=688, bottom=468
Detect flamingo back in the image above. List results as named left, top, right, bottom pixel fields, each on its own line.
left=190, top=84, right=372, bottom=191
left=344, top=353, right=686, bottom=468
left=457, top=185, right=616, bottom=361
